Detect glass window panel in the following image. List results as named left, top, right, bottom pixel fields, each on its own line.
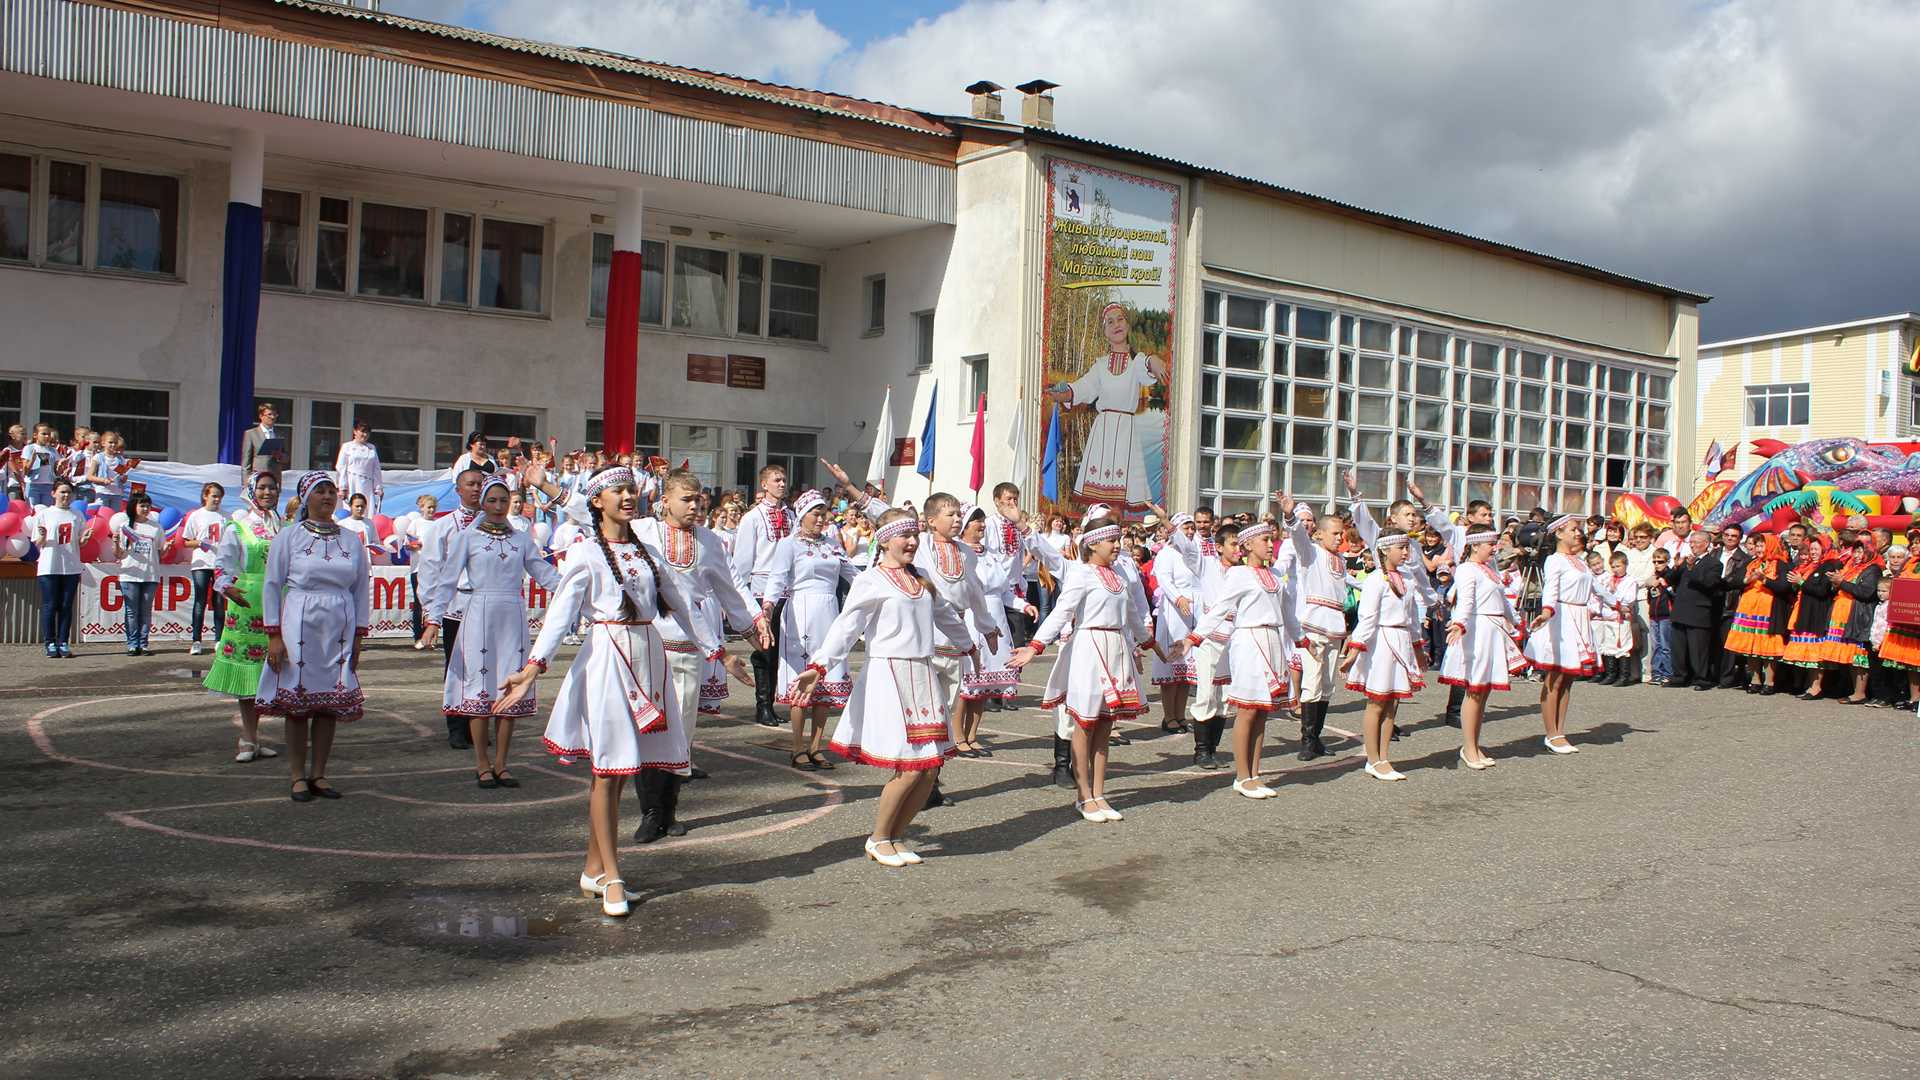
left=1464, top=478, right=1495, bottom=504
left=1563, top=358, right=1591, bottom=386
left=1519, top=417, right=1545, bottom=445
left=1222, top=416, right=1262, bottom=452
left=319, top=197, right=349, bottom=225
left=1606, top=428, right=1630, bottom=454
left=1204, top=291, right=1221, bottom=325
left=1412, top=470, right=1444, bottom=499
left=440, top=212, right=472, bottom=305
left=1414, top=401, right=1445, bottom=432
left=434, top=408, right=465, bottom=468
left=1609, top=367, right=1634, bottom=392
left=1465, top=444, right=1495, bottom=475
left=1397, top=397, right=1411, bottom=429
left=307, top=399, right=337, bottom=469
left=354, top=403, right=422, bottom=466
left=1199, top=414, right=1217, bottom=450
left=1291, top=464, right=1329, bottom=498
left=357, top=203, right=427, bottom=299
left=1563, top=456, right=1588, bottom=481
left=316, top=217, right=348, bottom=294
left=1355, top=466, right=1392, bottom=496
left=1340, top=352, right=1353, bottom=384
left=1355, top=430, right=1390, bottom=462
left=96, top=168, right=180, bottom=273
left=1563, top=391, right=1589, bottom=419
left=1747, top=395, right=1766, bottom=426
left=261, top=189, right=302, bottom=288
left=0, top=376, right=20, bottom=434
left=1271, top=381, right=1289, bottom=412
left=1271, top=304, right=1290, bottom=335
left=1223, top=376, right=1264, bottom=412
left=1340, top=315, right=1356, bottom=346
left=1355, top=393, right=1390, bottom=425
left=1564, top=424, right=1588, bottom=451
left=1292, top=423, right=1328, bottom=457
left=1504, top=382, right=1516, bottom=410
left=476, top=411, right=537, bottom=444
left=1199, top=456, right=1216, bottom=491
left=1295, top=347, right=1330, bottom=381
left=1358, top=319, right=1392, bottom=351
left=1217, top=496, right=1261, bottom=517
left=47, top=161, right=87, bottom=266
left=769, top=258, right=820, bottom=341
left=89, top=386, right=170, bottom=457
left=1607, top=396, right=1630, bottom=424
left=1644, top=374, right=1670, bottom=401
left=1521, top=351, right=1547, bottom=379
left=1644, top=463, right=1669, bottom=491
left=641, top=239, right=666, bottom=324
left=1415, top=330, right=1447, bottom=362
left=1220, top=456, right=1263, bottom=491
left=1413, top=436, right=1443, bottom=468
left=1468, top=409, right=1495, bottom=440
left=1518, top=450, right=1545, bottom=478
left=1470, top=375, right=1497, bottom=405
left=1415, top=364, right=1445, bottom=397
left=1520, top=384, right=1546, bottom=412
left=1470, top=342, right=1499, bottom=370
left=589, top=233, right=612, bottom=320
left=0, top=153, right=27, bottom=261
left=1646, top=433, right=1669, bottom=460
left=671, top=244, right=729, bottom=333
left=1338, top=390, right=1354, bottom=420
left=1270, top=342, right=1289, bottom=377
left=737, top=253, right=763, bottom=334
left=1647, top=403, right=1669, bottom=430
left=1203, top=330, right=1219, bottom=367
left=1295, top=307, right=1332, bottom=341
left=1357, top=354, right=1390, bottom=387
left=1224, top=335, right=1264, bottom=370
left=1225, top=295, right=1264, bottom=331
left=636, top=422, right=663, bottom=456
left=1269, top=419, right=1287, bottom=450
left=1202, top=372, right=1219, bottom=408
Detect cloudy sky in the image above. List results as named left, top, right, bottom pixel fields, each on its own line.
left=391, top=0, right=1920, bottom=343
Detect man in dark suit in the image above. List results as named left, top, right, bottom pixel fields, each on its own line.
left=239, top=402, right=289, bottom=479
left=1663, top=531, right=1726, bottom=690
left=1713, top=524, right=1751, bottom=688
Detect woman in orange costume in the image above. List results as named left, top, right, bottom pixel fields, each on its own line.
left=1724, top=532, right=1786, bottom=691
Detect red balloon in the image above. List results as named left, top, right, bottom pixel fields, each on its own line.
left=1648, top=495, right=1684, bottom=518
left=373, top=514, right=394, bottom=540
left=79, top=537, right=104, bottom=563
left=0, top=512, right=20, bottom=538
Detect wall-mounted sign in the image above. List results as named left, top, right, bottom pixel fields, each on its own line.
left=727, top=354, right=767, bottom=390
left=686, top=354, right=727, bottom=384
left=890, top=437, right=917, bottom=466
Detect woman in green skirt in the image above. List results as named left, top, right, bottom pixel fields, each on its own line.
left=205, top=471, right=283, bottom=763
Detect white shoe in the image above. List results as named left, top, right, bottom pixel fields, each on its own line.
left=601, top=878, right=630, bottom=917
left=579, top=872, right=608, bottom=898
left=255, top=743, right=278, bottom=759
left=189, top=642, right=205, bottom=656
left=1232, top=778, right=1276, bottom=800
left=1075, top=799, right=1107, bottom=822
left=1364, top=762, right=1407, bottom=782
left=1544, top=737, right=1579, bottom=755
left=234, top=742, right=257, bottom=763
left=562, top=633, right=583, bottom=646
left=1458, top=750, right=1494, bottom=771
left=888, top=838, right=924, bottom=864
left=865, top=837, right=909, bottom=867
left=1094, top=798, right=1123, bottom=822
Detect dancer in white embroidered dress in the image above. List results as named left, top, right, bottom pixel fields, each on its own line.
left=954, top=504, right=1034, bottom=757
left=420, top=474, right=560, bottom=790
left=1440, top=531, right=1527, bottom=769
left=765, top=489, right=861, bottom=771
left=1523, top=515, right=1598, bottom=755
left=1180, top=522, right=1299, bottom=799
left=1011, top=518, right=1155, bottom=823
left=788, top=509, right=977, bottom=868
left=1339, top=531, right=1426, bottom=781
left=1043, top=303, right=1168, bottom=511
left=258, top=473, right=371, bottom=803
left=494, top=467, right=708, bottom=917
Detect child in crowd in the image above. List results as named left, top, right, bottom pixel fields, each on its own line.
left=1647, top=548, right=1674, bottom=684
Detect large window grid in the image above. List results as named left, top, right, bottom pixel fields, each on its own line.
left=0, top=149, right=184, bottom=278
left=1199, top=290, right=1675, bottom=518
left=2, top=373, right=174, bottom=458
left=257, top=392, right=542, bottom=470
left=589, top=235, right=823, bottom=344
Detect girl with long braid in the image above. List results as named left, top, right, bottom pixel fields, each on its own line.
left=495, top=466, right=707, bottom=917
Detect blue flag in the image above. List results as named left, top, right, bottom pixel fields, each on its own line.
left=1041, top=403, right=1061, bottom=501
left=916, top=381, right=938, bottom=479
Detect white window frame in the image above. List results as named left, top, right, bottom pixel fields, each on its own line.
left=912, top=309, right=936, bottom=371
left=960, top=354, right=989, bottom=422
left=0, top=371, right=177, bottom=459
left=863, top=273, right=886, bottom=337
left=259, top=389, right=546, bottom=469
left=1744, top=382, right=1811, bottom=428
left=585, top=235, right=822, bottom=345
left=0, top=144, right=188, bottom=281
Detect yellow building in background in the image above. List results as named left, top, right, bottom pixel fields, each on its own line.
left=1696, top=312, right=1920, bottom=488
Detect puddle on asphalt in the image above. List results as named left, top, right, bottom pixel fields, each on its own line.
left=349, top=885, right=769, bottom=961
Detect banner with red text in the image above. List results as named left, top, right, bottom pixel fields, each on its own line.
left=78, top=565, right=552, bottom=643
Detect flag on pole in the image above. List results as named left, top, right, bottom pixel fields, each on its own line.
left=1004, top=391, right=1027, bottom=455
left=915, top=382, right=938, bottom=480
left=1041, top=404, right=1062, bottom=502
left=1701, top=438, right=1724, bottom=472
left=968, top=393, right=987, bottom=495
left=866, top=385, right=895, bottom=489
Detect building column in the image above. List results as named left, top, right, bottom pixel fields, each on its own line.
left=217, top=129, right=265, bottom=465
left=602, top=188, right=644, bottom=456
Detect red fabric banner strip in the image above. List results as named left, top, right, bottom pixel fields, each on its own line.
left=602, top=248, right=643, bottom=455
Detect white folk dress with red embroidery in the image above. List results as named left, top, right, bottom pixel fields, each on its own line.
left=1439, top=561, right=1528, bottom=694
left=962, top=539, right=1025, bottom=701
left=532, top=537, right=709, bottom=777
left=809, top=565, right=972, bottom=771
left=1191, top=563, right=1299, bottom=710
left=1067, top=350, right=1159, bottom=510
left=765, top=532, right=861, bottom=707
left=1522, top=552, right=1600, bottom=677
left=1033, top=560, right=1152, bottom=728
left=256, top=520, right=372, bottom=720
left=1345, top=571, right=1426, bottom=702
left=423, top=522, right=560, bottom=719
left=635, top=518, right=758, bottom=719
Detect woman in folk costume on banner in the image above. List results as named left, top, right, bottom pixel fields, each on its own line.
left=1010, top=511, right=1157, bottom=823
left=494, top=466, right=709, bottom=917
left=419, top=474, right=561, bottom=790
left=257, top=472, right=372, bottom=803
left=1440, top=530, right=1528, bottom=769
left=1044, top=302, right=1168, bottom=512
left=787, top=510, right=978, bottom=868
left=1177, top=518, right=1299, bottom=800
left=1339, top=530, right=1427, bottom=781
left=204, top=470, right=283, bottom=764
left=1523, top=515, right=1599, bottom=755
left=954, top=503, right=1034, bottom=757
left=766, top=488, right=862, bottom=771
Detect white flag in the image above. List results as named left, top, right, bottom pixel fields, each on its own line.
left=866, top=386, right=895, bottom=488
left=1005, top=392, right=1027, bottom=455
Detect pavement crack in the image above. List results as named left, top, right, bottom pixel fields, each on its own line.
left=1739, top=997, right=1920, bottom=1035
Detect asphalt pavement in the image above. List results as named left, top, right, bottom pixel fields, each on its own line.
left=1, top=640, right=1915, bottom=1079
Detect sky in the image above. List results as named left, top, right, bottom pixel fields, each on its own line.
left=385, top=0, right=1920, bottom=343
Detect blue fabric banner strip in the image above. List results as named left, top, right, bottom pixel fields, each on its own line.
left=121, top=462, right=455, bottom=520
left=217, top=202, right=263, bottom=465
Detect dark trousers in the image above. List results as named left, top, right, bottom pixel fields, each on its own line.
left=190, top=568, right=226, bottom=643
left=38, top=573, right=79, bottom=647
left=1671, top=622, right=1715, bottom=687
left=751, top=600, right=785, bottom=713
left=409, top=573, right=424, bottom=641
left=1713, top=617, right=1742, bottom=685
left=441, top=616, right=463, bottom=735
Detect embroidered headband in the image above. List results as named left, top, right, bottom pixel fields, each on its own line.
left=1080, top=524, right=1122, bottom=549
left=480, top=474, right=512, bottom=500
left=1374, top=532, right=1413, bottom=548
left=1171, top=513, right=1195, bottom=529
left=875, top=517, right=919, bottom=545
left=792, top=489, right=826, bottom=517
left=583, top=467, right=637, bottom=500
left=297, top=471, right=335, bottom=504
left=1547, top=513, right=1583, bottom=534
left=1237, top=522, right=1274, bottom=543
left=1464, top=531, right=1499, bottom=546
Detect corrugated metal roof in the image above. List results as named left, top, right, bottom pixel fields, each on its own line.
left=269, top=0, right=952, bottom=136
left=958, top=119, right=1712, bottom=305
left=1701, top=313, right=1919, bottom=351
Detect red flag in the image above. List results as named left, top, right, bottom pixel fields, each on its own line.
left=968, top=392, right=987, bottom=494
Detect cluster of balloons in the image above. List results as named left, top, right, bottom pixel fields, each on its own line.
left=0, top=494, right=422, bottom=565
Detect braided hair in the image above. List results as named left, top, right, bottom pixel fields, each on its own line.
left=586, top=467, right=672, bottom=621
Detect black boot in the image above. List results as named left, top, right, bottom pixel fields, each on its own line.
left=1598, top=658, right=1620, bottom=686
left=1298, top=702, right=1330, bottom=761
left=1191, top=720, right=1209, bottom=769
left=1443, top=684, right=1465, bottom=727
left=663, top=774, right=687, bottom=837
left=1620, top=657, right=1641, bottom=686
left=1051, top=735, right=1075, bottom=788
left=633, top=770, right=668, bottom=844
left=750, top=649, right=781, bottom=727
left=446, top=713, right=472, bottom=750
left=925, top=781, right=955, bottom=808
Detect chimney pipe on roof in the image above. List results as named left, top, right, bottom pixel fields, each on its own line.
left=964, top=81, right=1004, bottom=122
left=1016, top=80, right=1058, bottom=130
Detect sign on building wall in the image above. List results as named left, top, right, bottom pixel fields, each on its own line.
left=1040, top=158, right=1179, bottom=520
